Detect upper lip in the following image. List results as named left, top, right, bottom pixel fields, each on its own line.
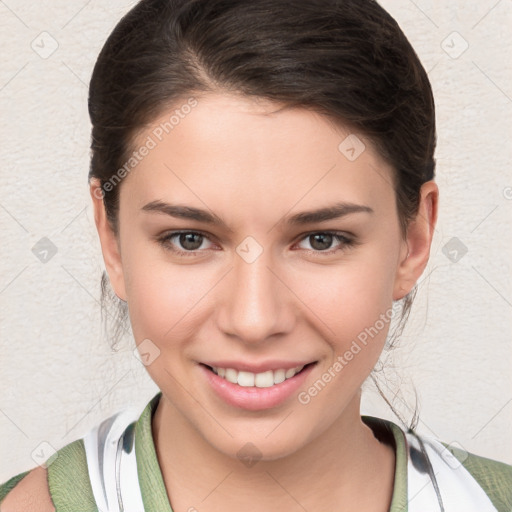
left=201, top=360, right=316, bottom=373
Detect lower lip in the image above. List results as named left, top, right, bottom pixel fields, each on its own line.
left=199, top=363, right=316, bottom=411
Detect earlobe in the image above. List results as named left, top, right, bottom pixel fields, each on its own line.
left=393, top=180, right=439, bottom=301
left=89, top=179, right=127, bottom=301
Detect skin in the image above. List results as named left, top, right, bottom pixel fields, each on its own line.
left=1, top=467, right=55, bottom=511
left=90, top=92, right=438, bottom=512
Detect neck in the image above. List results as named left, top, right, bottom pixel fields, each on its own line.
left=152, top=391, right=395, bottom=512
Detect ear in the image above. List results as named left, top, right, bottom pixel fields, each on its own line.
left=89, top=179, right=127, bottom=301
left=393, top=180, right=439, bottom=300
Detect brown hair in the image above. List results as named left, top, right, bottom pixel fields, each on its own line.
left=88, top=0, right=436, bottom=430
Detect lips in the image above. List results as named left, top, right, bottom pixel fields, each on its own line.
left=199, top=361, right=317, bottom=411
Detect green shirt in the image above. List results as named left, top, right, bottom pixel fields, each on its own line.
left=1, top=392, right=511, bottom=511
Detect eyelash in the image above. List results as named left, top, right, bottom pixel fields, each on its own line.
left=157, top=230, right=356, bottom=257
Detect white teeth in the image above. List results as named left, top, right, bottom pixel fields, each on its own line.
left=211, top=365, right=306, bottom=387
left=225, top=368, right=238, bottom=384
left=273, top=369, right=286, bottom=384
left=254, top=370, right=274, bottom=388
left=285, top=368, right=296, bottom=379
left=237, top=371, right=255, bottom=387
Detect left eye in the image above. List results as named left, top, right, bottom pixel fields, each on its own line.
left=295, top=232, right=353, bottom=253
left=158, top=230, right=353, bottom=256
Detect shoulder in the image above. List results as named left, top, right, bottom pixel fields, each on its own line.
left=365, top=415, right=512, bottom=511
left=0, top=438, right=97, bottom=512
left=442, top=441, right=512, bottom=511
left=0, top=466, right=55, bottom=512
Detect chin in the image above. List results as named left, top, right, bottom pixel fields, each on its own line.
left=205, top=425, right=314, bottom=464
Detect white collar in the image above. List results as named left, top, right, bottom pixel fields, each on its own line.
left=404, top=429, right=498, bottom=512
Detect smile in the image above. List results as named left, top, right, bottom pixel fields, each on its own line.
left=199, top=362, right=317, bottom=410
left=209, top=365, right=306, bottom=387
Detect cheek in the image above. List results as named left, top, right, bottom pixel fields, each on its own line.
left=296, top=243, right=399, bottom=358
left=290, top=250, right=399, bottom=418
left=120, top=233, right=222, bottom=355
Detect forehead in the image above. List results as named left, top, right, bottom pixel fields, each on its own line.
left=123, top=93, right=396, bottom=221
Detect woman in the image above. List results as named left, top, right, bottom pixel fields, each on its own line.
left=1, top=0, right=511, bottom=510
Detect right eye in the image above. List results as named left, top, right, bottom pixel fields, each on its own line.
left=157, top=230, right=216, bottom=257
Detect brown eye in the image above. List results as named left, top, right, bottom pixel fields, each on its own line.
left=158, top=231, right=214, bottom=256
left=309, top=233, right=334, bottom=251
left=296, top=231, right=354, bottom=255
left=178, top=232, right=204, bottom=250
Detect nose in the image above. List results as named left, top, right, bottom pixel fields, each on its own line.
left=216, top=246, right=295, bottom=345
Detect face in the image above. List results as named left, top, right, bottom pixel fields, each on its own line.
left=92, top=92, right=436, bottom=461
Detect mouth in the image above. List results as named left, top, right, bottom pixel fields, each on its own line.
left=201, top=362, right=316, bottom=388
left=198, top=361, right=318, bottom=411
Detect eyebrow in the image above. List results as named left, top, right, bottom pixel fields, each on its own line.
left=141, top=200, right=373, bottom=231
